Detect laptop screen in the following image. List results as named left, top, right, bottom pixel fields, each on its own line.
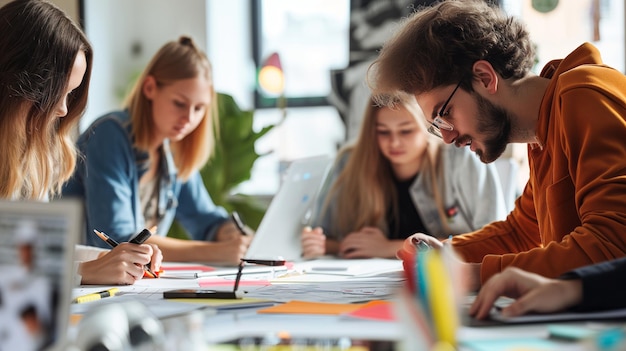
left=0, top=200, right=81, bottom=351
left=245, top=155, right=333, bottom=261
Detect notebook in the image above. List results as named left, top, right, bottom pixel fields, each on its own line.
left=244, top=155, right=333, bottom=262
left=0, top=199, right=82, bottom=351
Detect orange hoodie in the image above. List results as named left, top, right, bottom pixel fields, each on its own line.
left=448, top=42, right=626, bottom=284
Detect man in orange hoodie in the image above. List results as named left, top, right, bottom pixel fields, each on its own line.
left=369, top=0, right=626, bottom=292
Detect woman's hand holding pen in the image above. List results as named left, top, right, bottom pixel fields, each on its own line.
left=301, top=226, right=326, bottom=259
left=145, top=242, right=163, bottom=275
left=216, top=220, right=254, bottom=241
left=206, top=221, right=252, bottom=265
left=205, top=237, right=252, bottom=265
left=79, top=243, right=163, bottom=285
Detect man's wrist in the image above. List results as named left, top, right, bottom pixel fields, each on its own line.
left=560, top=279, right=583, bottom=308
left=468, top=263, right=482, bottom=292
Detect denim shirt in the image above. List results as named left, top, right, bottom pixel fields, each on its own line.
left=62, top=110, right=228, bottom=248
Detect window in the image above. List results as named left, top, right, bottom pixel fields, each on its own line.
left=251, top=0, right=350, bottom=108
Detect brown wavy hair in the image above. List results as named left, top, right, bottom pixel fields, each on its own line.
left=369, top=0, right=534, bottom=104
left=0, top=0, right=93, bottom=200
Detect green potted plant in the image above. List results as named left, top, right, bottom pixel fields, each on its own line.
left=168, top=92, right=274, bottom=238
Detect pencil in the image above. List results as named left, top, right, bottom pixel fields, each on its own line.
left=94, top=229, right=119, bottom=247
left=93, top=229, right=158, bottom=278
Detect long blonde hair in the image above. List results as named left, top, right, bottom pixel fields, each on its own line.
left=124, top=36, right=217, bottom=180
left=325, top=96, right=448, bottom=238
left=0, top=0, right=92, bottom=200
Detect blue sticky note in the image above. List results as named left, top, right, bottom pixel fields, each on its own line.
left=548, top=324, right=599, bottom=341
left=460, top=338, right=562, bottom=351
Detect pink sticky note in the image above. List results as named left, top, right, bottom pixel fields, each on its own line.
left=198, top=277, right=271, bottom=288
left=344, top=301, right=395, bottom=322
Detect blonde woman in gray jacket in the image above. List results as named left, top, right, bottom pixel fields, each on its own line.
left=301, top=95, right=507, bottom=259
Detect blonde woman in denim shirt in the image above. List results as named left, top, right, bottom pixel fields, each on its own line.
left=63, top=37, right=251, bottom=265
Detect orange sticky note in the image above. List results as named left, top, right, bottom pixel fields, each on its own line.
left=69, top=314, right=83, bottom=325
left=257, top=300, right=369, bottom=315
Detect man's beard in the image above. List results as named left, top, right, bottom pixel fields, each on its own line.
left=473, top=92, right=512, bottom=163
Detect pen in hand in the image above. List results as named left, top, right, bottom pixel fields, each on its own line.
left=93, top=229, right=158, bottom=278
left=411, top=236, right=432, bottom=252
left=231, top=211, right=253, bottom=236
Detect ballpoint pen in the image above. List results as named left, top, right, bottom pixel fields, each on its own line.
left=93, top=229, right=158, bottom=278
left=231, top=211, right=252, bottom=236
left=411, top=236, right=432, bottom=251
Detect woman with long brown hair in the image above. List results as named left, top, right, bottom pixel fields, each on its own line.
left=0, top=0, right=162, bottom=285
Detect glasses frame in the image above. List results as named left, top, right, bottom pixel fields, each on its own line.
left=427, top=81, right=462, bottom=138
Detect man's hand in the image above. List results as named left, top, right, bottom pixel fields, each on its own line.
left=470, top=267, right=583, bottom=320
left=396, top=233, right=443, bottom=262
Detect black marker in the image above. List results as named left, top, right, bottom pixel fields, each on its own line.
left=241, top=258, right=286, bottom=266
left=93, top=228, right=158, bottom=278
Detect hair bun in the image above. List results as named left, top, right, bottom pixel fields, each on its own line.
left=179, top=36, right=193, bottom=47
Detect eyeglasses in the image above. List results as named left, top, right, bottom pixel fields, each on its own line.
left=427, top=81, right=462, bottom=139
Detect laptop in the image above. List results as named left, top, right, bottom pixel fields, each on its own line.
left=0, top=199, right=82, bottom=351
left=244, top=155, right=333, bottom=262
